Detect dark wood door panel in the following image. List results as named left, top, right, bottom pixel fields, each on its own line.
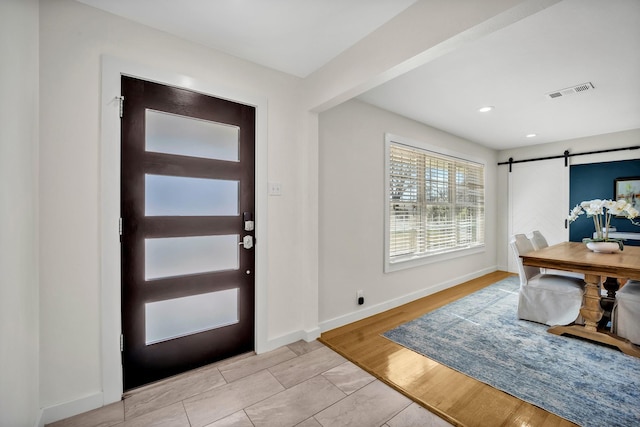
left=120, top=75, right=255, bottom=391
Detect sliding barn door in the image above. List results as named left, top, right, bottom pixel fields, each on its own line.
left=508, top=159, right=569, bottom=272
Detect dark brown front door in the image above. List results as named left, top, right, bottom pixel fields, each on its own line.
left=120, top=76, right=255, bottom=390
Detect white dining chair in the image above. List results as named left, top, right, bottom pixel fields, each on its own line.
left=530, top=230, right=549, bottom=251
left=510, top=234, right=585, bottom=326
left=612, top=280, right=640, bottom=345
left=529, top=230, right=584, bottom=279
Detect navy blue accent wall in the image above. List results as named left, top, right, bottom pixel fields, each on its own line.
left=569, top=158, right=640, bottom=245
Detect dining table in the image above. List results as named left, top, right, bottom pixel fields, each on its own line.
left=519, top=241, right=640, bottom=357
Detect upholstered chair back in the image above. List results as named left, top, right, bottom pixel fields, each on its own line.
left=530, top=230, right=549, bottom=251
left=510, top=234, right=541, bottom=285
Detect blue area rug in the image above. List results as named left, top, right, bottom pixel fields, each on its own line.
left=383, top=276, right=640, bottom=427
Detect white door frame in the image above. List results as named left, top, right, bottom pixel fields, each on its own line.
left=99, top=55, right=268, bottom=404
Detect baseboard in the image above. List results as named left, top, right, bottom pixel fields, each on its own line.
left=34, top=410, right=44, bottom=427
left=497, top=262, right=513, bottom=273
left=319, top=266, right=498, bottom=333
left=303, top=326, right=321, bottom=342
left=257, top=325, right=321, bottom=354
left=39, top=392, right=103, bottom=426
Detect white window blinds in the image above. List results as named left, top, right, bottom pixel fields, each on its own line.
left=388, top=142, right=485, bottom=264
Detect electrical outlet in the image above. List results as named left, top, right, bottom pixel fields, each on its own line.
left=357, top=290, right=364, bottom=305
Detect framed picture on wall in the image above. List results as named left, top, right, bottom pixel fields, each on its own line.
left=614, top=176, right=640, bottom=210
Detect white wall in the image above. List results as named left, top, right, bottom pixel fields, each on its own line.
left=39, top=0, right=311, bottom=411
left=318, top=99, right=499, bottom=329
left=496, top=128, right=640, bottom=270
left=0, top=0, right=40, bottom=426
left=33, top=0, right=576, bottom=421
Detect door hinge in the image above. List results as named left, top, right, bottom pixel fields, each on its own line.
left=120, top=334, right=124, bottom=352
left=117, top=96, right=124, bottom=118
left=119, top=218, right=123, bottom=236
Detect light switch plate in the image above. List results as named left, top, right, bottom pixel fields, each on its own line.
left=269, top=182, right=282, bottom=196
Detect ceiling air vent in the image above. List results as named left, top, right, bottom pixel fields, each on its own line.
left=546, top=82, right=594, bottom=99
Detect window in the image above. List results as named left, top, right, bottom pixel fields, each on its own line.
left=385, top=134, right=485, bottom=271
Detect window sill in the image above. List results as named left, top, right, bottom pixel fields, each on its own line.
left=385, top=245, right=485, bottom=273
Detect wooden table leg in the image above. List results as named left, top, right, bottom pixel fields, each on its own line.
left=599, top=277, right=620, bottom=329
left=580, top=273, right=604, bottom=332
left=548, top=274, right=640, bottom=357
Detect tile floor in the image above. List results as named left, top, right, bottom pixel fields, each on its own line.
left=47, top=340, right=453, bottom=427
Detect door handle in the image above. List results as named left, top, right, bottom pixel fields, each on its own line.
left=239, top=235, right=254, bottom=249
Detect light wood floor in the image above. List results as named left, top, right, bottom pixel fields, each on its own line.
left=319, top=271, right=578, bottom=427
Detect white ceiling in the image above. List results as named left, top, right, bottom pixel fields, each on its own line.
left=359, top=0, right=640, bottom=150
left=76, top=0, right=640, bottom=150
left=75, top=0, right=417, bottom=78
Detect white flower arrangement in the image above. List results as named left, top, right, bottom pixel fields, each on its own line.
left=567, top=199, right=640, bottom=250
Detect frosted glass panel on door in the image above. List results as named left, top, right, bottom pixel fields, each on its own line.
left=145, top=235, right=239, bottom=280
left=146, top=109, right=239, bottom=161
left=145, top=174, right=239, bottom=216
left=145, top=288, right=239, bottom=345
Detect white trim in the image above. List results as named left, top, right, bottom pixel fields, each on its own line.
left=38, top=392, right=103, bottom=427
left=386, top=246, right=486, bottom=273
left=319, top=266, right=497, bottom=332
left=386, top=133, right=486, bottom=166
left=303, top=327, right=322, bottom=342
left=260, top=327, right=322, bottom=353
left=99, top=55, right=269, bottom=406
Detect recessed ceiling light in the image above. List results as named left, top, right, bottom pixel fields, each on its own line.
left=526, top=133, right=537, bottom=138
left=478, top=106, right=494, bottom=113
